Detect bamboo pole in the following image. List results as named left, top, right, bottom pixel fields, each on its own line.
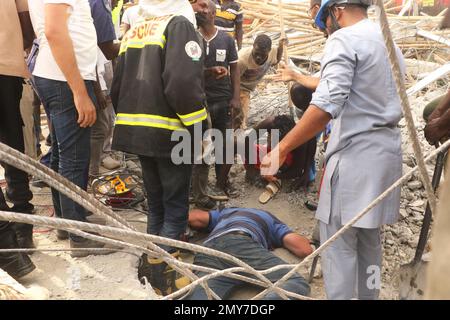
left=277, top=0, right=297, bottom=120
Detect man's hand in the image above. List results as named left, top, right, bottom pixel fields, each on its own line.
left=424, top=117, right=450, bottom=145
left=229, top=96, right=240, bottom=112
left=263, top=175, right=278, bottom=182
left=229, top=96, right=240, bottom=124
left=209, top=66, right=229, bottom=79
left=93, top=78, right=108, bottom=110
left=428, top=108, right=444, bottom=123
left=96, top=91, right=108, bottom=110
left=260, top=145, right=288, bottom=177
left=74, top=93, right=97, bottom=127
left=273, top=62, right=296, bottom=82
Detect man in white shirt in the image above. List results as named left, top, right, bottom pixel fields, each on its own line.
left=119, top=0, right=141, bottom=35
left=28, top=0, right=104, bottom=256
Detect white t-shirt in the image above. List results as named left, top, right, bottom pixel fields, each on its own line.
left=28, top=0, right=98, bottom=81
left=121, top=5, right=143, bottom=28
left=97, top=48, right=107, bottom=91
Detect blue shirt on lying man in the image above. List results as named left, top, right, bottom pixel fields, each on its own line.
left=205, top=207, right=292, bottom=250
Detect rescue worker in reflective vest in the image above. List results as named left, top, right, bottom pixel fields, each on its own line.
left=110, top=0, right=208, bottom=295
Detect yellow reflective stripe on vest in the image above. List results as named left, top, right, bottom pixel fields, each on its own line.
left=116, top=113, right=186, bottom=131
left=177, top=108, right=207, bottom=126
left=119, top=36, right=166, bottom=55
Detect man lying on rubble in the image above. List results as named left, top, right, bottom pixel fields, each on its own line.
left=184, top=207, right=313, bottom=299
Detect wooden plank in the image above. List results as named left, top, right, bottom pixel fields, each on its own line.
left=407, top=63, right=450, bottom=96
left=417, top=29, right=450, bottom=47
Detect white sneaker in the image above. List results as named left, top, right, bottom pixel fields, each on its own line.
left=101, top=156, right=121, bottom=170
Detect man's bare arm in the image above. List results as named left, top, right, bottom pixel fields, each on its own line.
left=229, top=62, right=241, bottom=111
left=18, top=12, right=35, bottom=50
left=235, top=21, right=243, bottom=50
left=283, top=233, right=313, bottom=259
left=98, top=41, right=120, bottom=61
left=45, top=4, right=96, bottom=127
left=273, top=63, right=320, bottom=91
left=188, top=210, right=210, bottom=230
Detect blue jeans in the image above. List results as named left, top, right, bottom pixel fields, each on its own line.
left=187, top=233, right=310, bottom=300
left=208, top=100, right=231, bottom=177
left=139, top=156, right=192, bottom=251
left=34, top=77, right=95, bottom=240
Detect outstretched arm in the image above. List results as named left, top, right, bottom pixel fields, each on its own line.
left=188, top=210, right=211, bottom=230
left=273, top=63, right=320, bottom=91
left=283, top=233, right=313, bottom=259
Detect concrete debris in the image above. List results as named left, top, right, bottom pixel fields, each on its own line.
left=408, top=180, right=424, bottom=190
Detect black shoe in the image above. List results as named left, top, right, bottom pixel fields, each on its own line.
left=14, top=224, right=35, bottom=251
left=224, top=183, right=239, bottom=198
left=45, top=134, right=51, bottom=147
left=305, top=200, right=318, bottom=211
left=11, top=203, right=34, bottom=214
left=138, top=254, right=172, bottom=295
left=311, top=222, right=320, bottom=247
left=195, top=197, right=216, bottom=211
left=206, top=185, right=229, bottom=201
left=138, top=252, right=190, bottom=296
left=31, top=178, right=49, bottom=188
left=56, top=229, right=69, bottom=240
left=10, top=205, right=36, bottom=250
left=0, top=224, right=36, bottom=280
left=69, top=237, right=116, bottom=258
left=137, top=253, right=153, bottom=283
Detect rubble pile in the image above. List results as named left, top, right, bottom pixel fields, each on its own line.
left=240, top=0, right=450, bottom=83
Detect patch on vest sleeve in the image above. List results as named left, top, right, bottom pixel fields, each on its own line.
left=185, top=41, right=202, bottom=61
